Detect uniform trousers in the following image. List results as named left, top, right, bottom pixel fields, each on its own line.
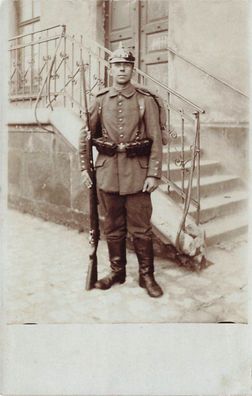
left=98, top=189, right=153, bottom=241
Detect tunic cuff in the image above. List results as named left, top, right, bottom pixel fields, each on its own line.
left=147, top=159, right=162, bottom=178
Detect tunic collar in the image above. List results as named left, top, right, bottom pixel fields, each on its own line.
left=109, top=83, right=136, bottom=98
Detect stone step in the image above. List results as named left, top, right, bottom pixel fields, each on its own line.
left=164, top=133, right=184, bottom=146
left=189, top=190, right=248, bottom=223
left=151, top=188, right=248, bottom=250
left=159, top=174, right=243, bottom=200
left=162, top=145, right=194, bottom=161
left=203, top=211, right=248, bottom=245
left=162, top=159, right=221, bottom=179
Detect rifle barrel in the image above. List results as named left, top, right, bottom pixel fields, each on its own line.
left=80, top=57, right=100, bottom=291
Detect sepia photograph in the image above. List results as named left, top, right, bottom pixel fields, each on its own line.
left=4, top=0, right=249, bottom=327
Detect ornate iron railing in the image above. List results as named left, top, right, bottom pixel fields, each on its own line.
left=9, top=25, right=204, bottom=230
left=9, top=25, right=66, bottom=102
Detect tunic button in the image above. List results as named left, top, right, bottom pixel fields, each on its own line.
left=118, top=102, right=122, bottom=106
left=120, top=134, right=124, bottom=138
left=119, top=118, right=123, bottom=122
left=119, top=126, right=123, bottom=130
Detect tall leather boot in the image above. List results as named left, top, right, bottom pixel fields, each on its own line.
left=133, top=237, right=163, bottom=298
left=94, top=238, right=126, bottom=290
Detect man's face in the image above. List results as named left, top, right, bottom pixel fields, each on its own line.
left=110, top=62, right=134, bottom=85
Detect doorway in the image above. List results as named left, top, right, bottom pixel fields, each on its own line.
left=105, top=0, right=169, bottom=87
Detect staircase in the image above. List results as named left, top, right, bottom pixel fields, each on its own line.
left=155, top=135, right=248, bottom=246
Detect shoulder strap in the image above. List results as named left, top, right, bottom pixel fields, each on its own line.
left=96, top=87, right=110, bottom=97
left=135, top=86, right=151, bottom=96
left=137, top=94, right=145, bottom=120
left=135, top=93, right=145, bottom=138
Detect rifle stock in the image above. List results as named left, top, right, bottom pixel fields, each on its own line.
left=86, top=251, right=98, bottom=290
left=80, top=61, right=100, bottom=291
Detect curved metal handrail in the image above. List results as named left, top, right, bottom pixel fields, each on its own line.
left=167, top=46, right=249, bottom=99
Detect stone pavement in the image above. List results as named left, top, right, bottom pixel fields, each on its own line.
left=4, top=209, right=248, bottom=324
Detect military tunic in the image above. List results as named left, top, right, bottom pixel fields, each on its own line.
left=79, top=82, right=163, bottom=240
left=79, top=83, right=162, bottom=195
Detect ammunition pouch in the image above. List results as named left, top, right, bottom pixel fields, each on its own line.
left=93, top=138, right=117, bottom=157
left=125, top=138, right=152, bottom=157
left=93, top=137, right=153, bottom=158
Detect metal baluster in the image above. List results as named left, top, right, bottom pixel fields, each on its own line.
left=54, top=37, right=57, bottom=100
left=195, top=112, right=201, bottom=225
left=71, top=35, right=74, bottom=108
left=15, top=38, right=18, bottom=97
left=88, top=48, right=91, bottom=102
left=63, top=31, right=66, bottom=107
left=30, top=30, right=33, bottom=105
left=166, top=92, right=171, bottom=192
left=46, top=28, right=49, bottom=105
left=38, top=34, right=41, bottom=103
left=181, top=114, right=185, bottom=200
left=9, top=44, right=12, bottom=97
left=79, top=35, right=83, bottom=115
left=22, top=34, right=26, bottom=103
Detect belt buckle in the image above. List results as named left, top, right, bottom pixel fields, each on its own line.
left=118, top=142, right=126, bottom=152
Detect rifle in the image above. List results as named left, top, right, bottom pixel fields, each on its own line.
left=80, top=60, right=100, bottom=290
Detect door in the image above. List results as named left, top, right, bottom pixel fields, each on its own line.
left=107, top=0, right=139, bottom=66
left=106, top=0, right=168, bottom=88
left=139, top=0, right=168, bottom=90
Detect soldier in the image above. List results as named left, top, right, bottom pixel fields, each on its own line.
left=79, top=43, right=163, bottom=298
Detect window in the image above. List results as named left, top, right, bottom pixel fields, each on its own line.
left=12, top=0, right=41, bottom=96
left=18, top=0, right=40, bottom=33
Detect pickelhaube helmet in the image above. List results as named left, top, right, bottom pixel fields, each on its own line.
left=109, top=42, right=135, bottom=64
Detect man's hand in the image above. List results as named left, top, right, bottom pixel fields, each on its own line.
left=81, top=170, right=93, bottom=188
left=142, top=177, right=159, bottom=193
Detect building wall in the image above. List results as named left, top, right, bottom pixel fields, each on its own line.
left=200, top=125, right=249, bottom=181
left=8, top=125, right=89, bottom=230
left=8, top=1, right=18, bottom=37
left=168, top=0, right=249, bottom=123
left=40, top=0, right=104, bottom=43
